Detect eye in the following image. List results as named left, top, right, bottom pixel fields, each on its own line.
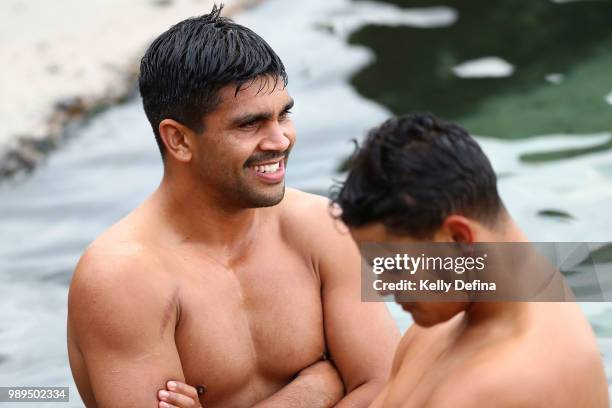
left=279, top=110, right=293, bottom=121
left=239, top=119, right=259, bottom=129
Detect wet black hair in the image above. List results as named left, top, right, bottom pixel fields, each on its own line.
left=138, top=4, right=288, bottom=158
left=332, top=113, right=504, bottom=238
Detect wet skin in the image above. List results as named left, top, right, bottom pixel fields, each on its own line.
left=350, top=220, right=609, bottom=408
left=67, top=79, right=399, bottom=407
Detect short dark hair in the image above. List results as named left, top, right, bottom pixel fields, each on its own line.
left=138, top=4, right=288, bottom=158
left=332, top=113, right=504, bottom=238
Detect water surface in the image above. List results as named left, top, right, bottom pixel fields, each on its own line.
left=1, top=0, right=611, bottom=405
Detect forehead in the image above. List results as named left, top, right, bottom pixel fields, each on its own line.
left=213, top=76, right=291, bottom=116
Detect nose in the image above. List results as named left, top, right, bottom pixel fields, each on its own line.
left=259, top=122, right=291, bottom=152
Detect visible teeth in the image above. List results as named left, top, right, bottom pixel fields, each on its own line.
left=252, top=161, right=280, bottom=174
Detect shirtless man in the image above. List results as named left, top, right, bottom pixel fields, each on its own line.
left=332, top=113, right=609, bottom=407
left=67, top=6, right=399, bottom=407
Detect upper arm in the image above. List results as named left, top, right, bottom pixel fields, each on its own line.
left=310, top=198, right=400, bottom=392
left=68, top=248, right=184, bottom=407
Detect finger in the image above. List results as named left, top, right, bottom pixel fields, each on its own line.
left=158, top=401, right=178, bottom=408
left=167, top=380, right=200, bottom=400
left=158, top=390, right=197, bottom=408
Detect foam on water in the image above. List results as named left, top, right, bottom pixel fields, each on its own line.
left=452, top=56, right=516, bottom=78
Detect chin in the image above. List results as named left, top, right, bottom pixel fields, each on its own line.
left=245, top=184, right=285, bottom=208
left=412, top=315, right=444, bottom=328
left=404, top=304, right=458, bottom=328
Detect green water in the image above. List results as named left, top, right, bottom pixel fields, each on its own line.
left=346, top=2, right=612, bottom=387
left=349, top=0, right=612, bottom=150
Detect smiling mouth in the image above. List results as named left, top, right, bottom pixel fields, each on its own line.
left=249, top=159, right=282, bottom=174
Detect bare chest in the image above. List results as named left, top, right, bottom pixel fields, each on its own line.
left=171, top=248, right=326, bottom=405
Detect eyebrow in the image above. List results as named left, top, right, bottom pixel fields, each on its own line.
left=230, top=98, right=295, bottom=128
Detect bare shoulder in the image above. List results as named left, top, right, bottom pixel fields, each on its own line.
left=279, top=188, right=351, bottom=244
left=73, top=239, right=157, bottom=290
left=71, top=221, right=164, bottom=293
left=425, top=355, right=539, bottom=408
left=71, top=204, right=170, bottom=291
left=68, top=229, right=176, bottom=349
left=278, top=188, right=357, bottom=268
left=426, top=339, right=608, bottom=408
left=280, top=188, right=334, bottom=221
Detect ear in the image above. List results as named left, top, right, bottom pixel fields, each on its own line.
left=158, top=119, right=194, bottom=162
left=440, top=215, right=475, bottom=243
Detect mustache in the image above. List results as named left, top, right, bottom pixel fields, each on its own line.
left=244, top=150, right=290, bottom=167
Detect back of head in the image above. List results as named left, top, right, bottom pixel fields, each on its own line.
left=139, top=4, right=288, bottom=158
left=333, top=113, right=504, bottom=238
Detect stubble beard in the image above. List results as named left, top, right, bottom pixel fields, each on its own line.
left=235, top=179, right=286, bottom=208
left=198, top=165, right=287, bottom=210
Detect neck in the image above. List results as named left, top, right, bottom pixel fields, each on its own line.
left=495, top=211, right=529, bottom=242
left=153, top=169, right=262, bottom=250
left=465, top=301, right=526, bottom=326
left=464, top=215, right=531, bottom=325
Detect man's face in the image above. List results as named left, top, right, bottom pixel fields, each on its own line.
left=191, top=76, right=295, bottom=208
left=349, top=222, right=470, bottom=327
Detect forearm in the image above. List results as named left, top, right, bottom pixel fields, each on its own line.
left=252, top=360, right=344, bottom=408
left=335, top=379, right=385, bottom=408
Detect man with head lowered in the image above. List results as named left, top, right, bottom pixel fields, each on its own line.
left=67, top=6, right=399, bottom=408
left=333, top=113, right=609, bottom=407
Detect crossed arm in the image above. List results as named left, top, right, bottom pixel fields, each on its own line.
left=312, top=198, right=400, bottom=406
left=68, top=204, right=399, bottom=407
left=67, top=249, right=188, bottom=407
left=236, top=197, right=400, bottom=406
left=155, top=214, right=401, bottom=408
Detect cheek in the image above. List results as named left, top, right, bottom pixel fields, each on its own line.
left=219, top=138, right=258, bottom=168
left=283, top=123, right=297, bottom=145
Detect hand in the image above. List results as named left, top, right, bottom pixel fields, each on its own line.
left=158, top=380, right=204, bottom=408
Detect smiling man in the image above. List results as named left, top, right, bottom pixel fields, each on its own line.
left=66, top=6, right=399, bottom=408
